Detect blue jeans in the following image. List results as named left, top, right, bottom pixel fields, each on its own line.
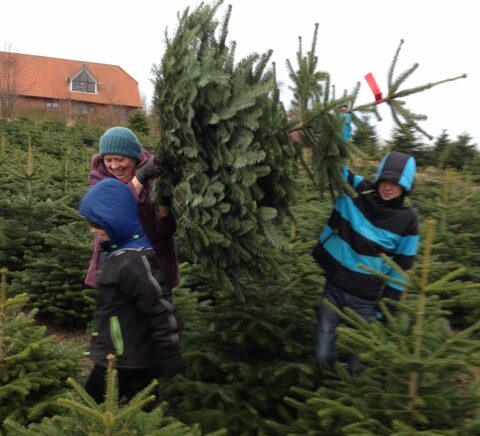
left=315, top=281, right=376, bottom=373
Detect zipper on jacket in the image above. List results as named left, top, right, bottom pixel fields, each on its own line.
left=109, top=316, right=124, bottom=356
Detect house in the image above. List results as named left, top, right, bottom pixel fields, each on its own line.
left=0, top=51, right=142, bottom=124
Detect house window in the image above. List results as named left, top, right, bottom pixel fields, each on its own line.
left=45, top=101, right=59, bottom=111
left=73, top=103, right=95, bottom=114
left=71, top=70, right=97, bottom=93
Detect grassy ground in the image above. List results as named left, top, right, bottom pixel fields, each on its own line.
left=42, top=319, right=92, bottom=378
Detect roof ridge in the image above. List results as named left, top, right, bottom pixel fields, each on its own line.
left=0, top=51, right=120, bottom=68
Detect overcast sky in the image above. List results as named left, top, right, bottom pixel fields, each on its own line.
left=3, top=0, right=478, bottom=145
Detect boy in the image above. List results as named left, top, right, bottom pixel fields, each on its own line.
left=312, top=151, right=419, bottom=373
left=79, top=178, right=181, bottom=404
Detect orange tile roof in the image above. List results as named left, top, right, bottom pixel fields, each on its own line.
left=0, top=51, right=142, bottom=108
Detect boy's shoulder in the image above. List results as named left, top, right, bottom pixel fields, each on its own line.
left=99, top=248, right=157, bottom=284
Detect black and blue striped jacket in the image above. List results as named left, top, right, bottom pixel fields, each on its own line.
left=312, top=152, right=419, bottom=301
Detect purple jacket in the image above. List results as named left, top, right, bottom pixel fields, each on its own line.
left=85, top=150, right=180, bottom=289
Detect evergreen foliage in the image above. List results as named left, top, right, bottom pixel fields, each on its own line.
left=128, top=109, right=151, bottom=136
left=351, top=115, right=381, bottom=160
left=441, top=133, right=478, bottom=171
left=354, top=39, right=467, bottom=141
left=151, top=0, right=296, bottom=293
left=4, top=355, right=226, bottom=435
left=158, top=172, right=330, bottom=435
left=0, top=140, right=64, bottom=273
left=0, top=269, right=79, bottom=429
left=286, top=23, right=354, bottom=200
left=11, top=221, right=95, bottom=326
left=288, top=34, right=466, bottom=199
left=413, top=169, right=480, bottom=327
left=386, top=122, right=427, bottom=163
left=267, top=220, right=480, bottom=434
left=0, top=7, right=477, bottom=433
left=431, top=130, right=451, bottom=168
left=0, top=125, right=94, bottom=325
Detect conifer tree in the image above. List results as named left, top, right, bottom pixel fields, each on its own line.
left=352, top=115, right=381, bottom=160
left=4, top=355, right=226, bottom=435
left=441, top=133, right=478, bottom=171
left=431, top=129, right=451, bottom=168
left=354, top=39, right=466, bottom=141
left=387, top=122, right=426, bottom=160
left=0, top=269, right=79, bottom=428
left=0, top=135, right=93, bottom=325
left=128, top=109, right=151, bottom=136
left=413, top=169, right=480, bottom=327
left=158, top=171, right=330, bottom=435
left=267, top=220, right=480, bottom=434
left=289, top=34, right=466, bottom=198
left=151, top=0, right=296, bottom=292
left=0, top=140, right=64, bottom=273
left=287, top=23, right=354, bottom=199
left=11, top=220, right=94, bottom=326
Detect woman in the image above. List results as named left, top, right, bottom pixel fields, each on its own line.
left=85, top=126, right=179, bottom=290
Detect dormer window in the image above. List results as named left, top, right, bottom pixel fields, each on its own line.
left=71, top=69, right=97, bottom=94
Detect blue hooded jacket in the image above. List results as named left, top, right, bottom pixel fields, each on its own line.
left=312, top=151, right=419, bottom=301
left=79, top=178, right=180, bottom=370
left=79, top=178, right=152, bottom=252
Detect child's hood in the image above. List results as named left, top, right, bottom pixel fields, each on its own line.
left=79, top=179, right=148, bottom=248
left=375, top=151, right=416, bottom=194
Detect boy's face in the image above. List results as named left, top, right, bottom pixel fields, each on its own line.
left=89, top=225, right=110, bottom=241
left=378, top=180, right=403, bottom=201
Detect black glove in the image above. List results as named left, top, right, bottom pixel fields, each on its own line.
left=135, top=160, right=162, bottom=185
left=156, top=171, right=177, bottom=207
left=157, top=182, right=173, bottom=207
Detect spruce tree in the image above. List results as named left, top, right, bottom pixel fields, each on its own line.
left=4, top=355, right=226, bottom=435
left=288, top=33, right=466, bottom=199
left=413, top=169, right=480, bottom=327
left=352, top=115, right=381, bottom=160
left=387, top=122, right=426, bottom=161
left=431, top=129, right=451, bottom=168
left=354, top=39, right=466, bottom=141
left=442, top=133, right=478, bottom=171
left=128, top=109, right=151, bottom=136
left=0, top=269, right=79, bottom=428
left=287, top=23, right=354, bottom=200
left=267, top=220, right=480, bottom=434
left=0, top=139, right=63, bottom=273
left=11, top=220, right=95, bottom=326
left=0, top=135, right=93, bottom=325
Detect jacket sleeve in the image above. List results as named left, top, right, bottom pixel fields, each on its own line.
left=341, top=167, right=365, bottom=191
left=119, top=255, right=180, bottom=355
left=137, top=188, right=177, bottom=238
left=383, top=212, right=420, bottom=301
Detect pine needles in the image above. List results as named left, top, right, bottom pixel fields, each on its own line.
left=152, top=0, right=296, bottom=294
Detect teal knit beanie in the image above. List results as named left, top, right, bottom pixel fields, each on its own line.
left=99, top=127, right=142, bottom=161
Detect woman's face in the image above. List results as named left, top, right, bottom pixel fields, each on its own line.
left=103, top=155, right=137, bottom=183
left=378, top=180, right=403, bottom=201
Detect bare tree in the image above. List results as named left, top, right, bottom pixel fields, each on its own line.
left=0, top=44, right=21, bottom=118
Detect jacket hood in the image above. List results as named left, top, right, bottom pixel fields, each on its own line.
left=79, top=178, right=151, bottom=250
left=375, top=151, right=416, bottom=194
